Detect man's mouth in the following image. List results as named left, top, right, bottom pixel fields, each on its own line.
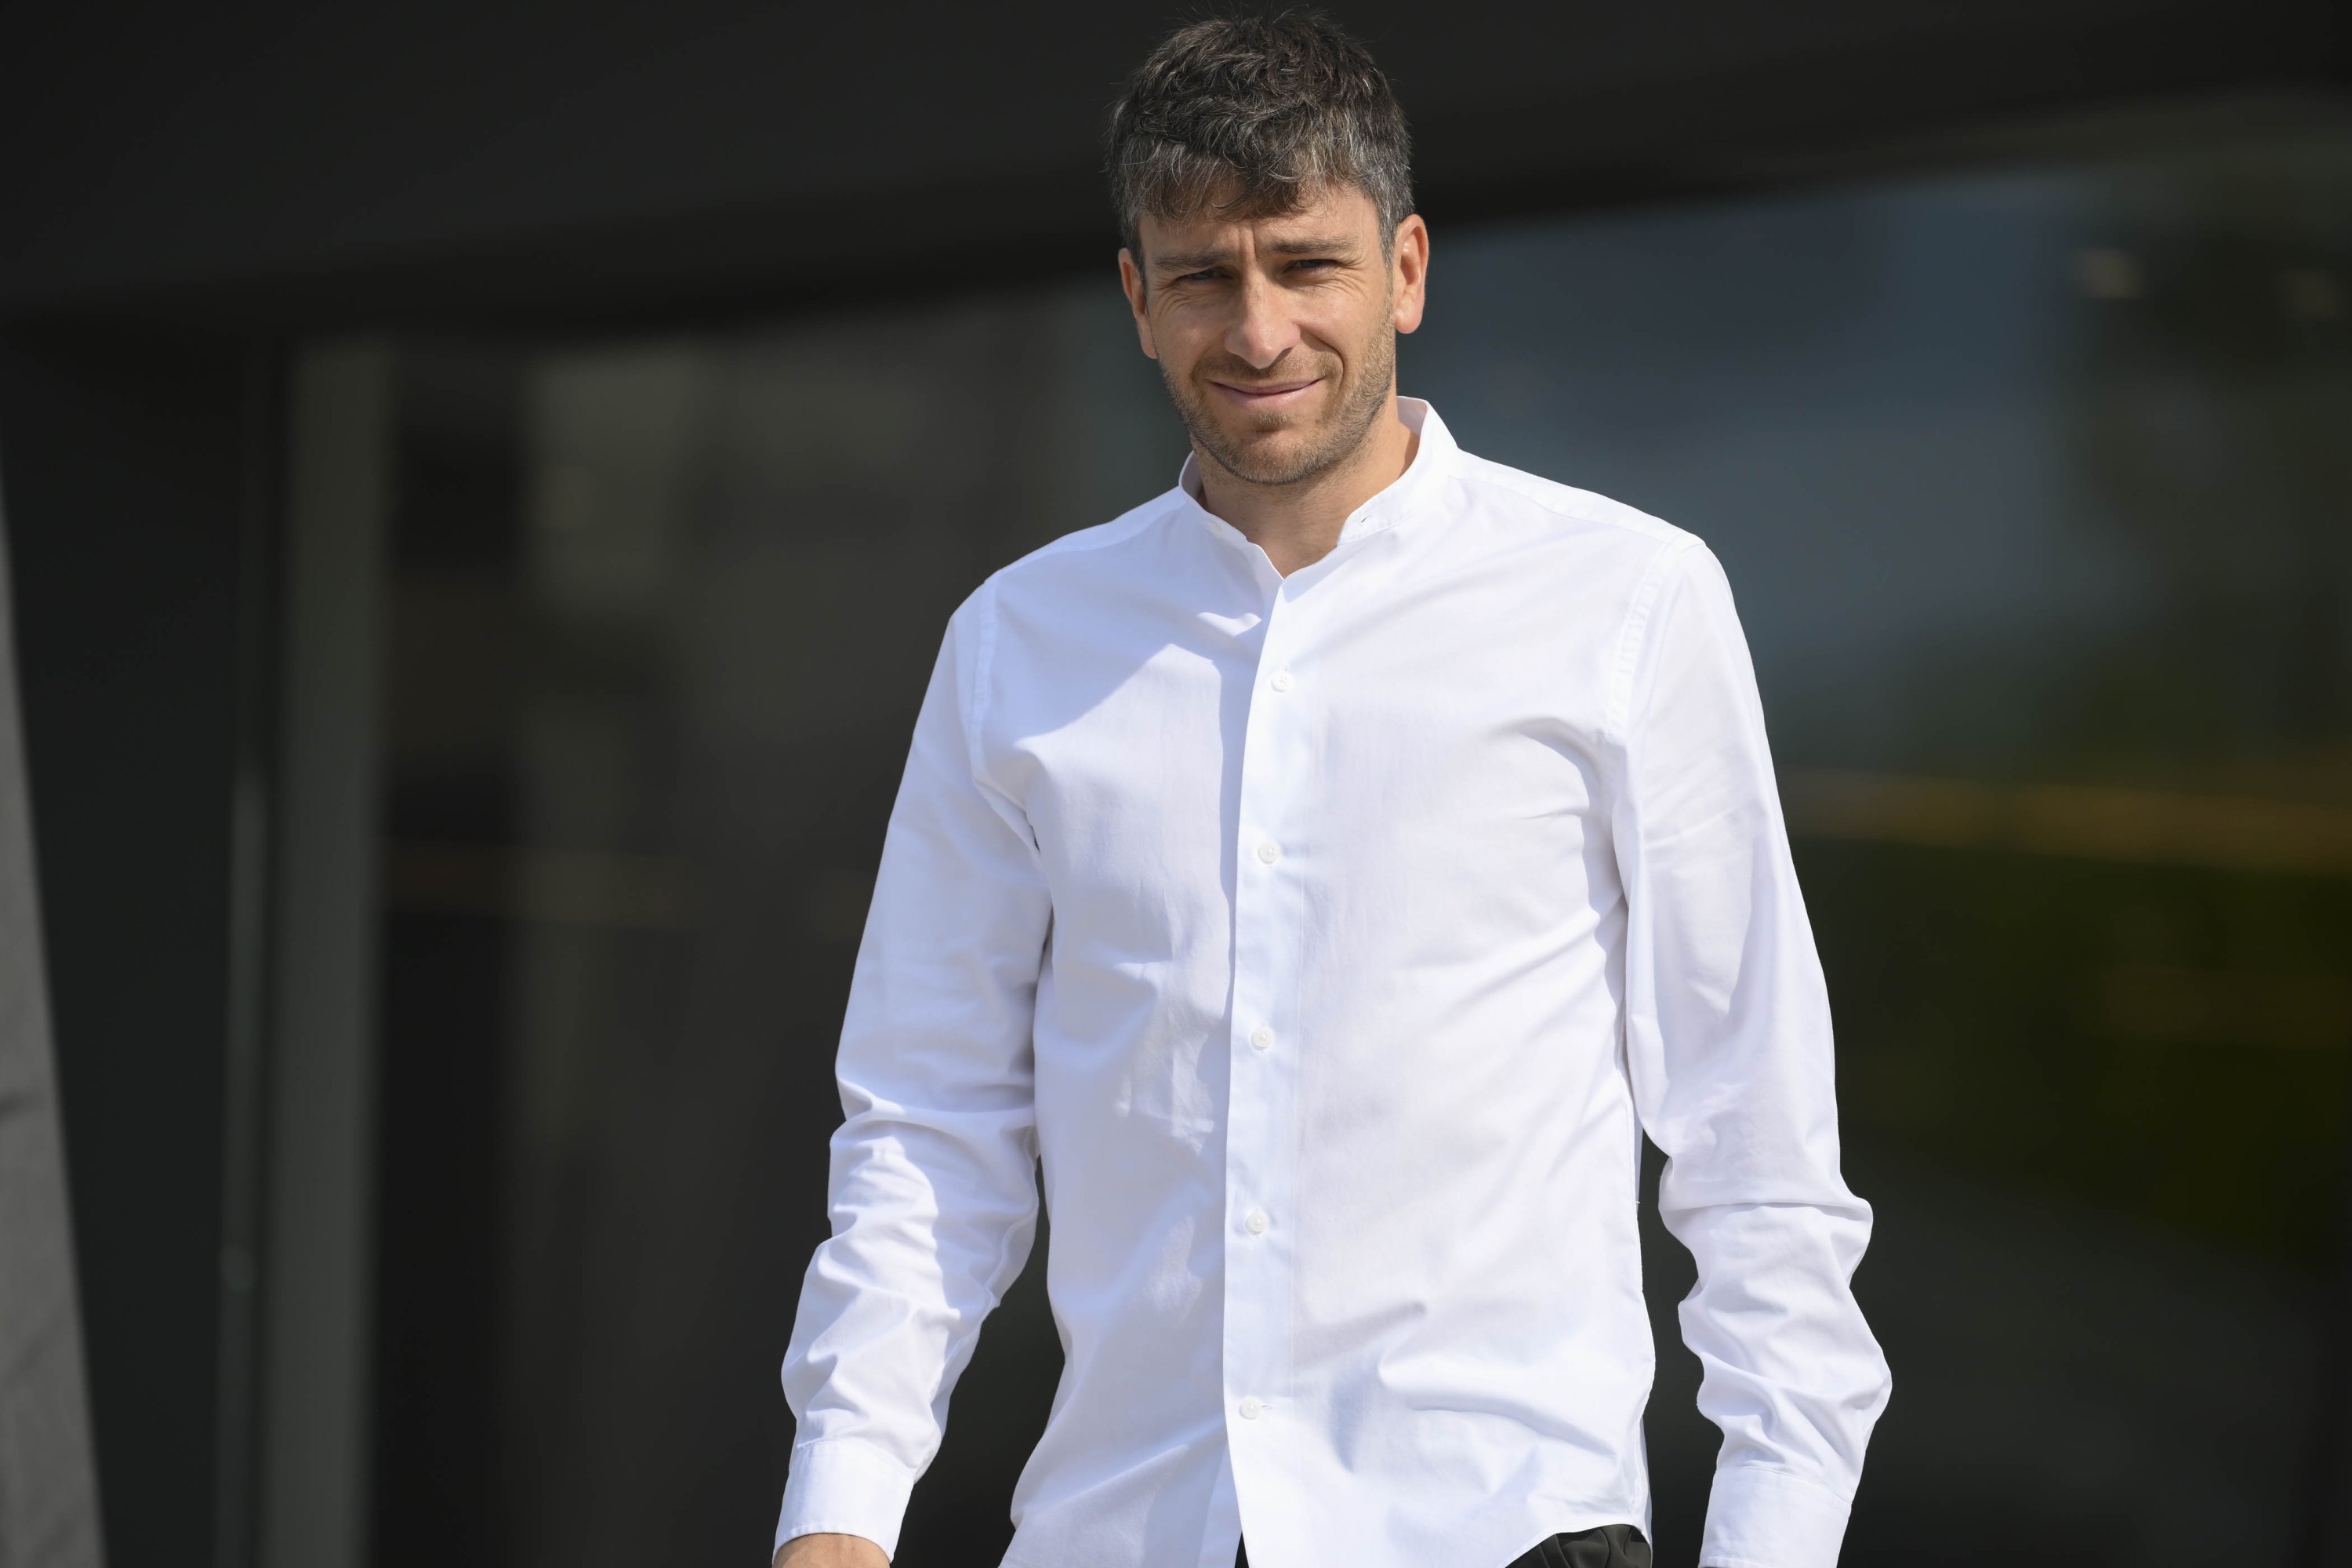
left=1209, top=375, right=1322, bottom=411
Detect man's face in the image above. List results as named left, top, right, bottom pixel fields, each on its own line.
left=1120, top=184, right=1428, bottom=488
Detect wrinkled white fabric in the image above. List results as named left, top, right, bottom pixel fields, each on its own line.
left=778, top=401, right=1889, bottom=1568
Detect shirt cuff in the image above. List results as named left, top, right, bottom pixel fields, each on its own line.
left=1699, top=1465, right=1852, bottom=1568
left=774, top=1438, right=918, bottom=1559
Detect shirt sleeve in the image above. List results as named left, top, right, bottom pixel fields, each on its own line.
left=1611, top=542, right=1893, bottom=1568
left=776, top=583, right=1051, bottom=1560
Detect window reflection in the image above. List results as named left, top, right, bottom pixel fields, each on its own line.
left=371, top=130, right=2352, bottom=1567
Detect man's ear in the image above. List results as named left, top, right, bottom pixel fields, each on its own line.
left=1117, top=248, right=1160, bottom=360
left=1391, top=214, right=1429, bottom=336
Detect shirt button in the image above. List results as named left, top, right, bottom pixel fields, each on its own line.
left=1270, top=670, right=1294, bottom=692
left=1249, top=1025, right=1275, bottom=1051
left=1245, top=1210, right=1269, bottom=1234
left=1239, top=1397, right=1263, bottom=1420
left=1256, top=840, right=1280, bottom=865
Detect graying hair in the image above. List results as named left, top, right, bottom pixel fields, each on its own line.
left=1105, top=11, right=1414, bottom=262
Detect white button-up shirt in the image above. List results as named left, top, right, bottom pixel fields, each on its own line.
left=778, top=401, right=1889, bottom=1568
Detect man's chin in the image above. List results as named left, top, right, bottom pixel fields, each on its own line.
left=1207, top=435, right=1326, bottom=486
left=1199, top=412, right=1327, bottom=466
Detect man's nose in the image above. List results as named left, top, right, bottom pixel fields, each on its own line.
left=1225, top=274, right=1300, bottom=369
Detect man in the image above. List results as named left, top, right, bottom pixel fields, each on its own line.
left=773, top=14, right=1889, bottom=1568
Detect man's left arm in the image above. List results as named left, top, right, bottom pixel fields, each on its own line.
left=1612, top=541, right=1894, bottom=1568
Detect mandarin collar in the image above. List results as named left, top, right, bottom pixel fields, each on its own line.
left=1175, top=397, right=1455, bottom=562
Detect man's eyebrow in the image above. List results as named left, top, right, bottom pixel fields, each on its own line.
left=1150, top=235, right=1364, bottom=273
left=1152, top=247, right=1234, bottom=273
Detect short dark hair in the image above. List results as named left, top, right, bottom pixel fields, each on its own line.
left=1105, top=11, right=1414, bottom=261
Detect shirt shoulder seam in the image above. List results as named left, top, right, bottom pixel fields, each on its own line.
left=965, top=575, right=1003, bottom=784
left=967, top=492, right=1181, bottom=776
left=993, top=489, right=1184, bottom=578
left=1448, top=452, right=1689, bottom=544
left=1603, top=535, right=1703, bottom=747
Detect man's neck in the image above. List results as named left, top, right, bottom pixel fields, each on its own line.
left=1194, top=394, right=1419, bottom=577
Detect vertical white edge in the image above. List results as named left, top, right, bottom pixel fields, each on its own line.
left=0, top=362, right=108, bottom=1568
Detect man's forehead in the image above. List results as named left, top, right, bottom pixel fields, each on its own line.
left=1138, top=185, right=1381, bottom=261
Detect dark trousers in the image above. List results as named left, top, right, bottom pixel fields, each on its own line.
left=1237, top=1523, right=1650, bottom=1568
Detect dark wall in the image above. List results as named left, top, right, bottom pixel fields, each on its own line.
left=2, top=0, right=2347, bottom=330
left=0, top=327, right=269, bottom=1568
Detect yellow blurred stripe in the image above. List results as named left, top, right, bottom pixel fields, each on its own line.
left=1780, top=768, right=2352, bottom=877
left=2084, top=964, right=2352, bottom=1051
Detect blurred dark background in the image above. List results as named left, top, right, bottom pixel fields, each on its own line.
left=4, top=5, right=2352, bottom=1567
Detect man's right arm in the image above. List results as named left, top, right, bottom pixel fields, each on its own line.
left=774, top=588, right=1054, bottom=1561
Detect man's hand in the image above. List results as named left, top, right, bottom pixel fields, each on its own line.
left=773, top=1532, right=888, bottom=1568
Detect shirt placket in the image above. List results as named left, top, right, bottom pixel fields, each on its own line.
left=1221, top=568, right=1316, bottom=1549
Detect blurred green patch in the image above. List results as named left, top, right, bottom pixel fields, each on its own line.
left=1803, top=838, right=2352, bottom=1269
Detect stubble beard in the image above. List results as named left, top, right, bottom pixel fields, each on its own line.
left=1162, top=325, right=1397, bottom=491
